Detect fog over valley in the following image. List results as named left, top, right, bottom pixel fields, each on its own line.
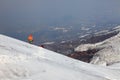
left=0, top=0, right=120, bottom=44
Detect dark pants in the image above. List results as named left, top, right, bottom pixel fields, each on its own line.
left=28, top=40, right=33, bottom=44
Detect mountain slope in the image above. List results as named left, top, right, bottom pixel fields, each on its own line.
left=75, top=32, right=120, bottom=66
left=0, top=34, right=120, bottom=80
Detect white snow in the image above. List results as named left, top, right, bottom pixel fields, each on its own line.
left=94, top=30, right=109, bottom=36
left=75, top=44, right=96, bottom=52
left=53, top=27, right=68, bottom=32
left=113, top=25, right=120, bottom=30
left=61, top=41, right=66, bottom=43
left=79, top=34, right=89, bottom=38
left=43, top=42, right=55, bottom=45
left=75, top=32, right=120, bottom=66
left=75, top=42, right=102, bottom=52
left=0, top=34, right=120, bottom=80
left=81, top=27, right=90, bottom=31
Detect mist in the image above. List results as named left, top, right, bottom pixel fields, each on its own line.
left=0, top=0, right=120, bottom=33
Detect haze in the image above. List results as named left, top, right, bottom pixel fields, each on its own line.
left=0, top=0, right=120, bottom=33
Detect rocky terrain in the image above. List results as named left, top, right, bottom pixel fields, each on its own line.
left=45, top=26, right=120, bottom=63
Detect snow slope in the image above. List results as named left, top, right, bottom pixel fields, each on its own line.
left=75, top=32, right=120, bottom=66
left=0, top=34, right=120, bottom=80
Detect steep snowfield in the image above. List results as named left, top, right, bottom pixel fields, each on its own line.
left=0, top=34, right=120, bottom=80
left=75, top=32, right=120, bottom=66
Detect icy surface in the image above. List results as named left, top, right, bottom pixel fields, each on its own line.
left=0, top=34, right=120, bottom=80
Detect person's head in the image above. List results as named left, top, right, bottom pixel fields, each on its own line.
left=29, top=34, right=33, bottom=36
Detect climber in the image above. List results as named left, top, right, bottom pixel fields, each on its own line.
left=28, top=34, right=33, bottom=44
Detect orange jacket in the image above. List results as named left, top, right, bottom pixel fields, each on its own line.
left=28, top=34, right=33, bottom=41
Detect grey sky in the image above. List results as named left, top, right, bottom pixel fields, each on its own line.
left=0, top=0, right=120, bottom=32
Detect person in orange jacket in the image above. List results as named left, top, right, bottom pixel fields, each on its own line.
left=28, top=34, right=33, bottom=44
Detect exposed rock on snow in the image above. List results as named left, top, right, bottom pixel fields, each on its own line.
left=75, top=32, right=120, bottom=66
